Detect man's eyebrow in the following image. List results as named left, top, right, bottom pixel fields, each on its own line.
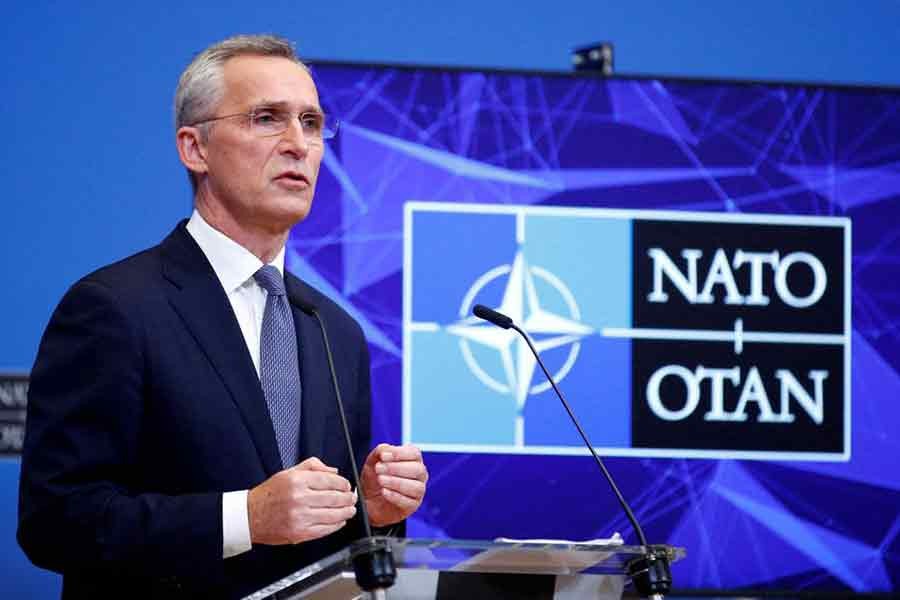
left=252, top=99, right=323, bottom=113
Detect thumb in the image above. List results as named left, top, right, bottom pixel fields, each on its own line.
left=365, top=443, right=391, bottom=468
left=295, top=456, right=339, bottom=473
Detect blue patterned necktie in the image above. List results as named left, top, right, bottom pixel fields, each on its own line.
left=254, top=265, right=302, bottom=469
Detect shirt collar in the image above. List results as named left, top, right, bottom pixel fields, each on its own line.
left=185, top=209, right=286, bottom=294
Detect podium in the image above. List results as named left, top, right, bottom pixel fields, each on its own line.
left=243, top=537, right=685, bottom=599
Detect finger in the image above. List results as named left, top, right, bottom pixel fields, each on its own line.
left=299, top=521, right=347, bottom=542
left=295, top=457, right=339, bottom=473
left=364, top=444, right=390, bottom=468
left=377, top=474, right=426, bottom=499
left=379, top=487, right=421, bottom=511
left=378, top=444, right=422, bottom=463
left=375, top=460, right=428, bottom=481
left=304, top=489, right=357, bottom=508
left=305, top=471, right=352, bottom=492
left=308, top=505, right=357, bottom=525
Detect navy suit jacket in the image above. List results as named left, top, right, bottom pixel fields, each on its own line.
left=18, top=223, right=375, bottom=598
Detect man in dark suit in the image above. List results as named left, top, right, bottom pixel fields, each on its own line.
left=17, top=34, right=428, bottom=599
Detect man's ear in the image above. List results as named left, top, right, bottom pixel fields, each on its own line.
left=176, top=126, right=209, bottom=178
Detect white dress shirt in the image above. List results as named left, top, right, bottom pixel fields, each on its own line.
left=185, top=210, right=286, bottom=559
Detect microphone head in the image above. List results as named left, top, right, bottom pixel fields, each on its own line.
left=290, top=291, right=318, bottom=316
left=473, top=304, right=513, bottom=329
left=283, top=273, right=318, bottom=315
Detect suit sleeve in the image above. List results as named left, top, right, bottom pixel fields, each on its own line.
left=17, top=279, right=223, bottom=581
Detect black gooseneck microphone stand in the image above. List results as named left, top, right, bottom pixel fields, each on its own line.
left=299, top=300, right=396, bottom=598
left=473, top=304, right=672, bottom=599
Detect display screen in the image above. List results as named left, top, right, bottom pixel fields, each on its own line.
left=288, top=63, right=900, bottom=591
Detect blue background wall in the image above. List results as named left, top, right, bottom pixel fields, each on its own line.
left=3, top=2, right=899, bottom=596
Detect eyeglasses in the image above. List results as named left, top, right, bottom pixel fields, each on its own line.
left=188, top=107, right=339, bottom=141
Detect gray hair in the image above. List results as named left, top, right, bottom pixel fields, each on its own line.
left=174, top=34, right=308, bottom=192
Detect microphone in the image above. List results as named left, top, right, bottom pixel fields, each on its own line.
left=473, top=304, right=513, bottom=329
left=296, top=297, right=397, bottom=594
left=472, top=304, right=672, bottom=599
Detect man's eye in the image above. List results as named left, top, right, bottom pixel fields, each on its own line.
left=253, top=111, right=277, bottom=123
left=300, top=113, right=323, bottom=132
left=253, top=110, right=294, bottom=127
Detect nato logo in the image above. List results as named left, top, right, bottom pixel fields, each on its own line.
left=0, top=373, right=28, bottom=456
left=403, top=202, right=850, bottom=461
left=403, top=203, right=632, bottom=455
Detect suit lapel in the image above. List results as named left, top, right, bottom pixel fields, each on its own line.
left=160, top=223, right=283, bottom=476
left=286, top=276, right=332, bottom=463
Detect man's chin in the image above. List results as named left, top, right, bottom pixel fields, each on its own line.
left=263, top=198, right=313, bottom=230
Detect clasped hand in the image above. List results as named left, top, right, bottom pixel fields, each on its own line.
left=360, top=443, right=428, bottom=528
left=248, top=444, right=427, bottom=545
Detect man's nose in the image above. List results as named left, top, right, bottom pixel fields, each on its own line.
left=279, top=118, right=310, bottom=157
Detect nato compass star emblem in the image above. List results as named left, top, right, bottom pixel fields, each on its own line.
left=446, top=250, right=594, bottom=445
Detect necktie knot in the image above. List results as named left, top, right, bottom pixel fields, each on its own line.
left=254, top=265, right=286, bottom=297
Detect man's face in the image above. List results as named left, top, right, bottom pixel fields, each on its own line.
left=199, top=55, right=324, bottom=233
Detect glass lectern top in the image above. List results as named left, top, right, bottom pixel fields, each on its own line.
left=243, top=537, right=686, bottom=600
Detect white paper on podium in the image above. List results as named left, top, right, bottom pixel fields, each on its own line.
left=493, top=532, right=624, bottom=546
left=450, top=533, right=625, bottom=574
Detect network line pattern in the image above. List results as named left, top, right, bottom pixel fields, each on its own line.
left=286, top=65, right=900, bottom=592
